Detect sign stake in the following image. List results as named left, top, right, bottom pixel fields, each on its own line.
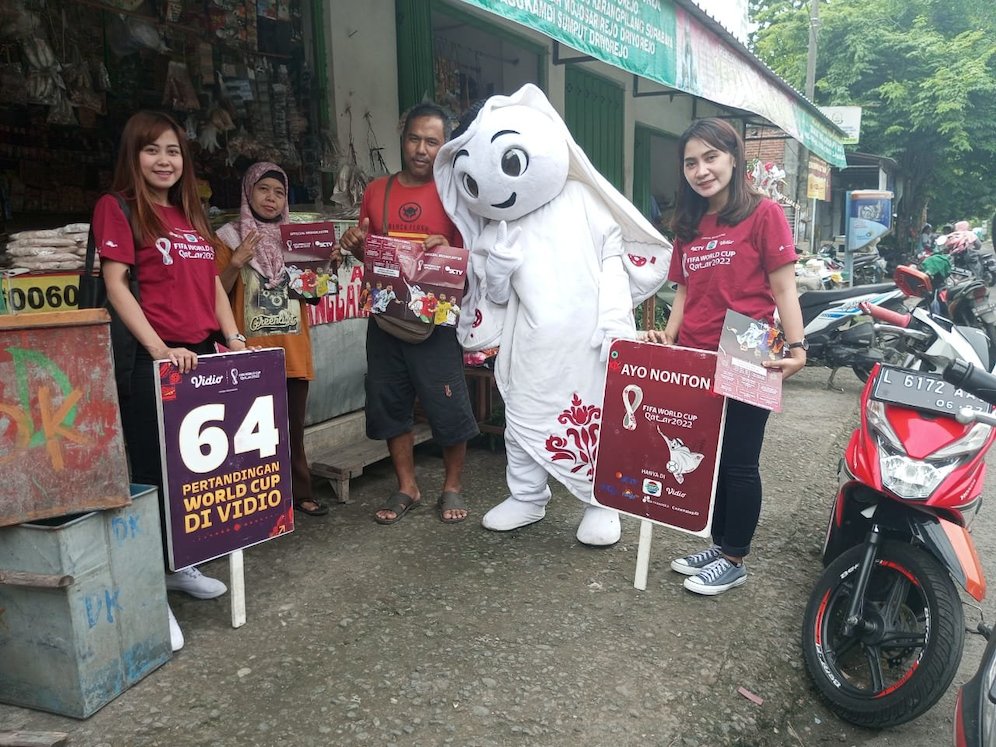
left=634, top=520, right=653, bottom=590
left=230, top=549, right=246, bottom=628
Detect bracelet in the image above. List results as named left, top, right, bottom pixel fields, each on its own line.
left=226, top=333, right=247, bottom=343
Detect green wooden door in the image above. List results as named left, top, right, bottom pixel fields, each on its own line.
left=564, top=67, right=624, bottom=190
left=633, top=125, right=653, bottom=218
left=395, top=0, right=434, bottom=114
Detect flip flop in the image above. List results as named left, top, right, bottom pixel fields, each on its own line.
left=294, top=499, right=329, bottom=516
left=437, top=491, right=468, bottom=524
left=375, top=492, right=420, bottom=525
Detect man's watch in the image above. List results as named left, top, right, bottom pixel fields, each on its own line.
left=787, top=339, right=809, bottom=351
left=226, top=333, right=247, bottom=344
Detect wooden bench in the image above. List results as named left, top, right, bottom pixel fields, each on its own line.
left=310, top=422, right=434, bottom=504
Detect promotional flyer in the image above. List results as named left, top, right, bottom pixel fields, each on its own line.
left=278, top=221, right=338, bottom=301
left=156, top=348, right=294, bottom=570
left=362, top=235, right=469, bottom=326
left=593, top=340, right=726, bottom=536
left=714, top=309, right=784, bottom=412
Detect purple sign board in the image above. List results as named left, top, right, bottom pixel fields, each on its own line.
left=155, top=348, right=294, bottom=570
left=593, top=340, right=726, bottom=537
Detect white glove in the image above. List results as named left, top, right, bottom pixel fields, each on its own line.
left=486, top=220, right=523, bottom=305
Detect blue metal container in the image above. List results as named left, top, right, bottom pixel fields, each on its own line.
left=0, top=485, right=172, bottom=718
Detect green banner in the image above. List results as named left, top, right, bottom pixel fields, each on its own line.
left=456, top=0, right=678, bottom=86
left=455, top=0, right=846, bottom=167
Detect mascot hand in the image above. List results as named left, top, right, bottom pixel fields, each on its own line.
left=486, top=221, right=523, bottom=304
left=591, top=324, right=636, bottom=363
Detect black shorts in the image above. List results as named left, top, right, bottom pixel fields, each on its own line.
left=365, top=319, right=479, bottom=446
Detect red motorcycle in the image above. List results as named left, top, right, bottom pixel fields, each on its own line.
left=801, top=283, right=994, bottom=728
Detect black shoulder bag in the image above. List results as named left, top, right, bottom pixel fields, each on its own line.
left=80, top=193, right=141, bottom=403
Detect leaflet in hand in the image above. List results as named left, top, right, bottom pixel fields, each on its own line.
left=713, top=309, right=785, bottom=412
left=278, top=222, right=338, bottom=301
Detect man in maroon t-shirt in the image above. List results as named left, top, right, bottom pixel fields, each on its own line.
left=338, top=103, right=478, bottom=526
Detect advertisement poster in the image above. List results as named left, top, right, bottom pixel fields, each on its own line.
left=846, top=190, right=893, bottom=253
left=278, top=221, right=338, bottom=301
left=714, top=309, right=784, bottom=412
left=593, top=340, right=726, bottom=536
left=156, top=349, right=294, bottom=570
left=363, top=235, right=469, bottom=326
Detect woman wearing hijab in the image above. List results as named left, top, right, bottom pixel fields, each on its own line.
left=216, top=161, right=328, bottom=516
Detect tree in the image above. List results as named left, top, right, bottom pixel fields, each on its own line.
left=750, top=0, right=996, bottom=244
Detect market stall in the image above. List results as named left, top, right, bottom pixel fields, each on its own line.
left=0, top=0, right=373, bottom=424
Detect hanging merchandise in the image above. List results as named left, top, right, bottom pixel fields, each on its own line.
left=162, top=61, right=200, bottom=112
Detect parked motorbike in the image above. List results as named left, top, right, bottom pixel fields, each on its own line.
left=796, top=281, right=907, bottom=386
left=913, top=264, right=996, bottom=364
left=819, top=243, right=887, bottom=285
left=941, top=359, right=996, bottom=747
left=801, top=270, right=993, bottom=728
left=944, top=231, right=996, bottom=287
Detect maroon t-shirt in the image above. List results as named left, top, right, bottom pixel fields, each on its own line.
left=93, top=195, right=220, bottom=344
left=668, top=198, right=797, bottom=350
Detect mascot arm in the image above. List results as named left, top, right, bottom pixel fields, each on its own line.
left=591, top=254, right=637, bottom=362
left=485, top=220, right=523, bottom=305
left=586, top=194, right=635, bottom=361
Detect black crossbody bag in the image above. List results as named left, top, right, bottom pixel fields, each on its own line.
left=80, top=193, right=141, bottom=402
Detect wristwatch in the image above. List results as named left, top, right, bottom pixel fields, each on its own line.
left=787, top=339, right=809, bottom=351
left=226, top=333, right=247, bottom=344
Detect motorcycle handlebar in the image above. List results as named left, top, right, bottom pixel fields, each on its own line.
left=858, top=301, right=910, bottom=328
left=943, top=359, right=996, bottom=406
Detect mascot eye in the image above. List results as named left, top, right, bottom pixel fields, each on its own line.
left=501, top=148, right=528, bottom=177
left=462, top=173, right=479, bottom=198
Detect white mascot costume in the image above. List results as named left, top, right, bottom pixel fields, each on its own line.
left=435, top=84, right=672, bottom=546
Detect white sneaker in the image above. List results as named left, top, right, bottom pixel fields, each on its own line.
left=167, top=605, right=184, bottom=652
left=165, top=566, right=227, bottom=599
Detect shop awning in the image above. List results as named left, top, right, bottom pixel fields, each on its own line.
left=453, top=0, right=848, bottom=168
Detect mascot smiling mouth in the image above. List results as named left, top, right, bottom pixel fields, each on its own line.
left=492, top=193, right=517, bottom=209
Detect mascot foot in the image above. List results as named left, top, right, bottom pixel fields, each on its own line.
left=576, top=505, right=621, bottom=547
left=481, top=497, right=547, bottom=531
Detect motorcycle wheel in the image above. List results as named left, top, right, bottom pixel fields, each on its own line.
left=801, top=541, right=964, bottom=728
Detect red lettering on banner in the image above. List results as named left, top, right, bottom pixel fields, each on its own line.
left=306, top=264, right=370, bottom=326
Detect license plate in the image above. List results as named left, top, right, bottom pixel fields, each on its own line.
left=974, top=302, right=996, bottom=316
left=871, top=365, right=990, bottom=417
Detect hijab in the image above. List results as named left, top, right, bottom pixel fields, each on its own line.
left=238, top=161, right=290, bottom=285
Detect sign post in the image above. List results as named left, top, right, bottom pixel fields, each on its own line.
left=155, top=348, right=294, bottom=625
left=593, top=340, right=726, bottom=589
left=844, top=190, right=893, bottom=286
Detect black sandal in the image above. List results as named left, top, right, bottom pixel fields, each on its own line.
left=294, top=498, right=329, bottom=516
left=374, top=492, right=420, bottom=524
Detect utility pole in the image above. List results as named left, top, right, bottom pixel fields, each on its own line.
left=801, top=0, right=821, bottom=258
left=805, top=0, right=819, bottom=100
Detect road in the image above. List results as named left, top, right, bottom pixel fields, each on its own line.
left=1, top=364, right=994, bottom=746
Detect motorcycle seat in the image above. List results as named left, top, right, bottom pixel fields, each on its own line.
left=797, top=282, right=897, bottom=309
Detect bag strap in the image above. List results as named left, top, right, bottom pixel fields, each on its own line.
left=85, top=193, right=137, bottom=280
left=381, top=173, right=397, bottom=236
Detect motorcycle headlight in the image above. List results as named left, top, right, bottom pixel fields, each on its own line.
left=867, top=399, right=984, bottom=499
left=879, top=452, right=958, bottom=499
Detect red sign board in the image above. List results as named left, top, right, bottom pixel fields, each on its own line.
left=593, top=340, right=726, bottom=536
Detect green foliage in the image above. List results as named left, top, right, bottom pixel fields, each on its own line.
left=749, top=0, right=996, bottom=232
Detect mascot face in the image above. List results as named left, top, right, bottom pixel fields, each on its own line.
left=449, top=105, right=569, bottom=221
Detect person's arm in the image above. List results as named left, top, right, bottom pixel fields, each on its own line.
left=764, top=262, right=807, bottom=379
left=214, top=277, right=247, bottom=351
left=104, top=259, right=200, bottom=373
left=217, top=230, right=260, bottom=294
left=660, top=283, right=686, bottom=344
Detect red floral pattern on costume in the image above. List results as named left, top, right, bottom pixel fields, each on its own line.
left=544, top=393, right=601, bottom=479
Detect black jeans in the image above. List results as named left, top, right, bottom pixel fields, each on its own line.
left=711, top=398, right=770, bottom=558
left=122, top=340, right=215, bottom=567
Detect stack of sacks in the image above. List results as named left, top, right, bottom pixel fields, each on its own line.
left=4, top=223, right=90, bottom=271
